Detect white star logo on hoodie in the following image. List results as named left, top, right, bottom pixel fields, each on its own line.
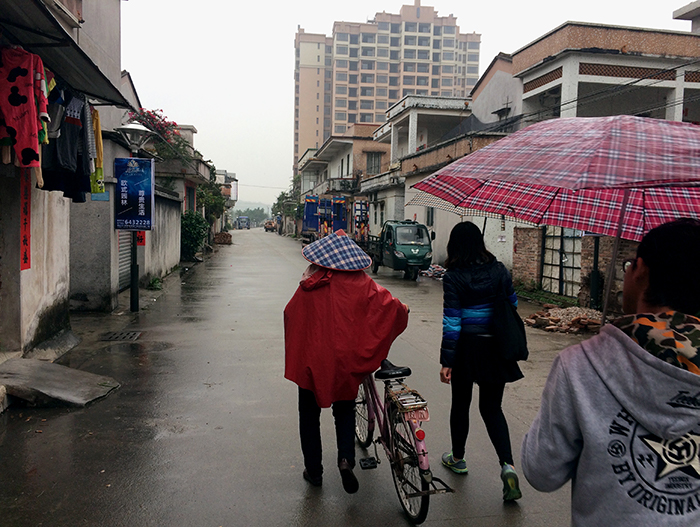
left=641, top=433, right=700, bottom=479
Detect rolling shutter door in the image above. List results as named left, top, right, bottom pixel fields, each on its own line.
left=118, top=230, right=131, bottom=291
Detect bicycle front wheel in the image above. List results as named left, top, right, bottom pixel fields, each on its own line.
left=389, top=408, right=429, bottom=524
left=355, top=381, right=373, bottom=448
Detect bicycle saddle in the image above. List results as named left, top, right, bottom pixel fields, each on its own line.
left=375, top=359, right=412, bottom=380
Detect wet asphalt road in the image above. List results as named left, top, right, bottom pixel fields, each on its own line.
left=0, top=229, right=581, bottom=526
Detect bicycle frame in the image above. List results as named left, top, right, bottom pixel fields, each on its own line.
left=362, top=374, right=430, bottom=471
left=356, top=365, right=454, bottom=524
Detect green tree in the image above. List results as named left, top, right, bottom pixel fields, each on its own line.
left=181, top=210, right=210, bottom=261
left=233, top=207, right=267, bottom=224
left=196, top=170, right=227, bottom=227
left=272, top=190, right=300, bottom=216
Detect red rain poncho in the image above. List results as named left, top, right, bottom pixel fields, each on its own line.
left=284, top=268, right=408, bottom=408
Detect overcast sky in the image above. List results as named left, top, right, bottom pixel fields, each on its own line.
left=121, top=1, right=691, bottom=207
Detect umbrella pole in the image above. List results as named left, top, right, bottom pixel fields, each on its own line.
left=601, top=189, right=631, bottom=324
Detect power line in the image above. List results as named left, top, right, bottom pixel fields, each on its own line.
left=237, top=183, right=289, bottom=190
left=459, top=57, right=700, bottom=138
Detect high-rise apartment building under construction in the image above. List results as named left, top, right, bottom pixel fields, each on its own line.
left=293, top=1, right=481, bottom=175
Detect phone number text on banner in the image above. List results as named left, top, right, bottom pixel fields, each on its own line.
left=115, top=158, right=155, bottom=231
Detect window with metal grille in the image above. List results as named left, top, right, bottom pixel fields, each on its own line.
left=541, top=226, right=582, bottom=297
left=366, top=152, right=382, bottom=175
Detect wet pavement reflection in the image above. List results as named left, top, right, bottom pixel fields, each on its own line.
left=0, top=229, right=573, bottom=526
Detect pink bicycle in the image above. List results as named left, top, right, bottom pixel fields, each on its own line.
left=355, top=359, right=453, bottom=524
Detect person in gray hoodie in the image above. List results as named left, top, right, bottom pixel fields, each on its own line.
left=521, top=218, right=700, bottom=526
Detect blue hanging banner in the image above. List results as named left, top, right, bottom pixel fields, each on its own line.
left=114, top=158, right=155, bottom=231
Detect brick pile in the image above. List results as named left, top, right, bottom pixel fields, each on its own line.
left=524, top=304, right=603, bottom=334
left=214, top=232, right=232, bottom=245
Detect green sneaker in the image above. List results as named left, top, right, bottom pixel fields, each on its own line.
left=501, top=463, right=522, bottom=501
left=441, top=452, right=468, bottom=474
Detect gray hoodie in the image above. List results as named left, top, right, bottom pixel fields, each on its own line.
left=522, top=324, right=700, bottom=526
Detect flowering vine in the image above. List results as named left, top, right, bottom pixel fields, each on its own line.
left=128, top=108, right=194, bottom=161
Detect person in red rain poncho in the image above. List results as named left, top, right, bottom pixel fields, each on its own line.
left=284, top=230, right=409, bottom=493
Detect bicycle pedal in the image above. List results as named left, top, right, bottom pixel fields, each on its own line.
left=359, top=457, right=378, bottom=470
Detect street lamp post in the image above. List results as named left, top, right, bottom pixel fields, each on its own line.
left=115, top=123, right=152, bottom=312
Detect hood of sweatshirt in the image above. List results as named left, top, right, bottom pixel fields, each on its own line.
left=580, top=324, right=700, bottom=440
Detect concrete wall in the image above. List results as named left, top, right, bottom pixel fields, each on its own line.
left=0, top=166, right=71, bottom=352
left=328, top=144, right=353, bottom=178
left=70, top=140, right=131, bottom=312
left=512, top=23, right=700, bottom=76
left=0, top=169, right=21, bottom=351
left=70, top=182, right=119, bottom=312
left=24, top=179, right=72, bottom=349
left=470, top=69, right=523, bottom=125
left=76, top=0, right=126, bottom=135
left=142, top=191, right=182, bottom=282
left=481, top=217, right=516, bottom=269
left=67, top=0, right=134, bottom=312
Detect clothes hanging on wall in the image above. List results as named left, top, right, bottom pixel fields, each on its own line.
left=90, top=106, right=105, bottom=193
left=0, top=46, right=49, bottom=168
left=42, top=89, right=94, bottom=202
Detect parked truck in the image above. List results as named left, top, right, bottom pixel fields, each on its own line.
left=363, top=220, right=433, bottom=280
left=301, top=195, right=347, bottom=242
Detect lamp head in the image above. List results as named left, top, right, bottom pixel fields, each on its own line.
left=116, top=122, right=153, bottom=154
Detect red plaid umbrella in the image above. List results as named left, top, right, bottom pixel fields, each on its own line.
left=411, top=115, right=700, bottom=242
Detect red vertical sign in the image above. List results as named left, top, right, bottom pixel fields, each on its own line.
left=20, top=168, right=31, bottom=270
left=136, top=231, right=146, bottom=246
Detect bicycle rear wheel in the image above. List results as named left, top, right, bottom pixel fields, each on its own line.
left=389, top=407, right=429, bottom=524
left=355, top=381, right=373, bottom=448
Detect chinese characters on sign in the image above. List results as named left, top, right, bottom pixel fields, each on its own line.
left=20, top=168, right=31, bottom=270
left=114, top=158, right=155, bottom=231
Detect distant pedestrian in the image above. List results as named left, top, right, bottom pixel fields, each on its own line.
left=284, top=230, right=408, bottom=493
left=438, top=221, right=523, bottom=501
left=522, top=218, right=700, bottom=526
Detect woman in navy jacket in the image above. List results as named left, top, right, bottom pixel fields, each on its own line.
left=439, top=221, right=523, bottom=501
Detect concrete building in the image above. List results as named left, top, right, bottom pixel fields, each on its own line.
left=0, top=0, right=135, bottom=349
left=365, top=95, right=507, bottom=263
left=293, top=0, right=481, bottom=176
left=459, top=10, right=700, bottom=308
left=514, top=22, right=700, bottom=125
left=469, top=53, right=523, bottom=132
left=297, top=124, right=390, bottom=237
left=675, top=0, right=700, bottom=33
left=367, top=95, right=476, bottom=247
left=214, top=169, right=238, bottom=232
left=0, top=0, right=218, bottom=347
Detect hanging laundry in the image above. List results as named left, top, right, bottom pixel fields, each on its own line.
left=0, top=46, right=49, bottom=168
left=90, top=106, right=104, bottom=193
left=42, top=91, right=92, bottom=202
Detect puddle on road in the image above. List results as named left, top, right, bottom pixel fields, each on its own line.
left=173, top=316, right=204, bottom=323
left=104, top=341, right=174, bottom=354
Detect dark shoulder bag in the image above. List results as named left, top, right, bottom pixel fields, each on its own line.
left=489, top=265, right=529, bottom=362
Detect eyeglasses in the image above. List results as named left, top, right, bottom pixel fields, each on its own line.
left=622, top=258, right=636, bottom=273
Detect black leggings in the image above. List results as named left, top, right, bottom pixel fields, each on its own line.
left=449, top=367, right=514, bottom=466
left=298, top=387, right=356, bottom=477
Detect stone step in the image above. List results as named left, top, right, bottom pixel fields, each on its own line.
left=0, top=351, right=23, bottom=414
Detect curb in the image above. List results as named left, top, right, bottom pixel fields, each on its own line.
left=0, top=385, right=7, bottom=414
left=0, top=351, right=23, bottom=414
